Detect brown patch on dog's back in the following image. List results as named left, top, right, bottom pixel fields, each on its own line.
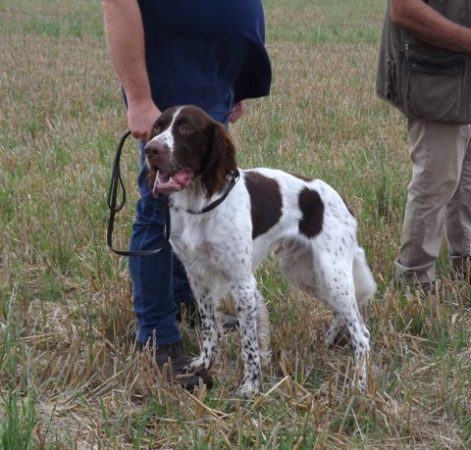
left=298, top=188, right=324, bottom=238
left=244, top=172, right=282, bottom=239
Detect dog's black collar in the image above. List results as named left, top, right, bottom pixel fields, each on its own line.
left=185, top=169, right=240, bottom=215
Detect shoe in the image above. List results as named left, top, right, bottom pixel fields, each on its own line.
left=452, top=256, right=471, bottom=284
left=393, top=276, right=438, bottom=297
left=418, top=280, right=436, bottom=294
left=137, top=341, right=213, bottom=391
left=394, top=275, right=435, bottom=291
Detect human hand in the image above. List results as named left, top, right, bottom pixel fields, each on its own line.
left=127, top=98, right=161, bottom=142
left=228, top=101, right=245, bottom=123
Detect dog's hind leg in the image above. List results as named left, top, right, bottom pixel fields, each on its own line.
left=279, top=244, right=347, bottom=345
left=255, top=288, right=271, bottom=366
left=325, top=246, right=376, bottom=347
left=324, top=313, right=347, bottom=347
left=318, top=252, right=371, bottom=387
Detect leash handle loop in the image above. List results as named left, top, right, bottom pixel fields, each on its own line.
left=106, top=130, right=164, bottom=257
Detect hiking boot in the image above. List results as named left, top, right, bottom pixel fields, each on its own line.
left=452, top=256, right=471, bottom=284
left=393, top=275, right=441, bottom=299
left=137, top=341, right=213, bottom=391
left=417, top=280, right=436, bottom=295
left=394, top=276, right=434, bottom=291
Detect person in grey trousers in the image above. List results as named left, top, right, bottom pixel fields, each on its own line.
left=377, top=0, right=471, bottom=289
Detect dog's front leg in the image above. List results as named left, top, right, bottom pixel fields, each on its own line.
left=231, top=279, right=261, bottom=397
left=188, top=283, right=220, bottom=372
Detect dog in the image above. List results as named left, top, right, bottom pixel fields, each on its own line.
left=144, top=105, right=377, bottom=396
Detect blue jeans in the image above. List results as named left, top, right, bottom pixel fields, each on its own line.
left=130, top=104, right=231, bottom=345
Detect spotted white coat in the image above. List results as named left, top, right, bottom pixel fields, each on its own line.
left=145, top=105, right=377, bottom=396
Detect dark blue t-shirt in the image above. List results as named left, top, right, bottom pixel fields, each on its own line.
left=137, top=0, right=272, bottom=116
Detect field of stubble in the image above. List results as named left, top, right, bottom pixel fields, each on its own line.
left=1, top=0, right=470, bottom=448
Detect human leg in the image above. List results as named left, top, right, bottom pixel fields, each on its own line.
left=446, top=125, right=471, bottom=281
left=395, top=119, right=470, bottom=284
left=129, top=173, right=181, bottom=346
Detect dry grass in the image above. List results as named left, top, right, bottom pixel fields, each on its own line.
left=1, top=0, right=470, bottom=448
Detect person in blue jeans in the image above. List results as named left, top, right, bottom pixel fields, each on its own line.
left=102, top=0, right=271, bottom=389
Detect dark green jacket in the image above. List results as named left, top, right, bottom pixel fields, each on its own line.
left=377, top=0, right=471, bottom=123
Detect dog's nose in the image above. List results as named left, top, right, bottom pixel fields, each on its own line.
left=144, top=139, right=166, bottom=157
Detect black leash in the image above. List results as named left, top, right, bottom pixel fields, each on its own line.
left=106, top=131, right=239, bottom=256
left=106, top=130, right=168, bottom=256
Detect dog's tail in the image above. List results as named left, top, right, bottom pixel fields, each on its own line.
left=256, top=291, right=271, bottom=367
left=352, top=247, right=377, bottom=306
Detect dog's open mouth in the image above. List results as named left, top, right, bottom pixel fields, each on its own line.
left=152, top=168, right=193, bottom=197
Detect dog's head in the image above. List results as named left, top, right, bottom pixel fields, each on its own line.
left=144, top=105, right=237, bottom=199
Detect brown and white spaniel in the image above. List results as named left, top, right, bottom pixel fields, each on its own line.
left=144, top=105, right=376, bottom=396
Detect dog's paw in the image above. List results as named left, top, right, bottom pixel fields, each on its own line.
left=349, top=360, right=369, bottom=391
left=235, top=380, right=260, bottom=398
left=325, top=329, right=351, bottom=348
left=259, top=349, right=271, bottom=367
left=186, top=355, right=208, bottom=372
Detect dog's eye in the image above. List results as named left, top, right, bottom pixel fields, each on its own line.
left=178, top=123, right=194, bottom=135
left=152, top=124, right=161, bottom=136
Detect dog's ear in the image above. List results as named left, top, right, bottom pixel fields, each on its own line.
left=201, top=122, right=237, bottom=198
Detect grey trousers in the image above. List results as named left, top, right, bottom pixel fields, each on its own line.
left=395, top=118, right=471, bottom=283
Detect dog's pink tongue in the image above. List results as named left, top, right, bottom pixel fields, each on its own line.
left=173, top=169, right=193, bottom=188
left=152, top=169, right=193, bottom=198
